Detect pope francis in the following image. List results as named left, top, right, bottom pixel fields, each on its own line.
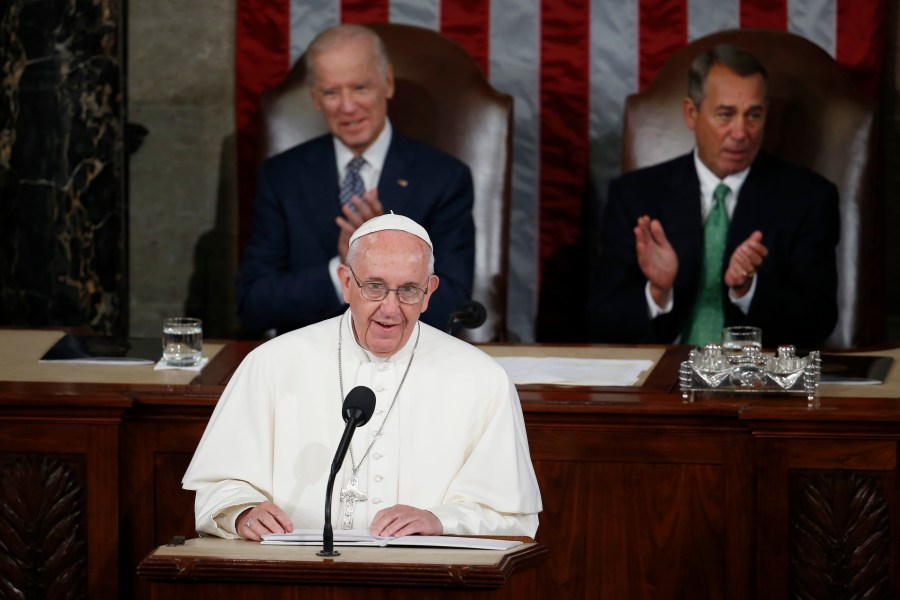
left=183, top=213, right=542, bottom=540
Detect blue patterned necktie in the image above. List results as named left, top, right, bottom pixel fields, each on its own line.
left=684, top=183, right=731, bottom=346
left=339, top=156, right=366, bottom=207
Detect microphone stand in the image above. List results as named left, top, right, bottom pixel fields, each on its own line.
left=320, top=478, right=338, bottom=556
left=318, top=386, right=375, bottom=557
left=318, top=417, right=359, bottom=557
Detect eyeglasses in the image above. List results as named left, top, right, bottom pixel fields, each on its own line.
left=348, top=266, right=428, bottom=304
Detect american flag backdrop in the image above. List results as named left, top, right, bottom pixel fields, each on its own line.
left=235, top=0, right=887, bottom=342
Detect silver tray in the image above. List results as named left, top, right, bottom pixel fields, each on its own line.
left=679, top=344, right=820, bottom=403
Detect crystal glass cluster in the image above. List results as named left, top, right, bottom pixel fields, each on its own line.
left=679, top=343, right=821, bottom=402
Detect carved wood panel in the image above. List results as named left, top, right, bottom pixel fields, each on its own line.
left=789, top=470, right=891, bottom=599
left=0, top=453, right=88, bottom=599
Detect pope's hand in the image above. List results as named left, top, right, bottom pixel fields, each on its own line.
left=369, top=504, right=443, bottom=537
left=237, top=501, right=293, bottom=541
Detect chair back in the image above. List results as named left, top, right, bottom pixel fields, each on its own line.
left=259, top=23, right=513, bottom=342
left=622, top=29, right=880, bottom=348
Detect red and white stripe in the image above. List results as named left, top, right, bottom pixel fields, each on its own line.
left=236, top=0, right=887, bottom=341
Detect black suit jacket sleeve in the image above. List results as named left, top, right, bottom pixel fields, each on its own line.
left=236, top=141, right=343, bottom=333
left=724, top=153, right=840, bottom=348
left=587, top=155, right=703, bottom=343
left=236, top=133, right=475, bottom=334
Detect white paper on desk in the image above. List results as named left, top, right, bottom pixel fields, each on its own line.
left=260, top=529, right=520, bottom=550
left=494, top=356, right=654, bottom=386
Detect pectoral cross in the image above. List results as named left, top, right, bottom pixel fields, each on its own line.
left=339, top=475, right=368, bottom=529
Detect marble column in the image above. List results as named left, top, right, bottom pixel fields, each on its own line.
left=0, top=0, right=126, bottom=335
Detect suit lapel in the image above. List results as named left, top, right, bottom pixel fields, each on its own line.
left=728, top=153, right=778, bottom=253
left=300, top=136, right=341, bottom=250
left=663, top=154, right=704, bottom=286
left=378, top=134, right=415, bottom=213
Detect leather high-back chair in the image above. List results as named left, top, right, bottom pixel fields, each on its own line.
left=258, top=23, right=512, bottom=342
left=621, top=29, right=880, bottom=349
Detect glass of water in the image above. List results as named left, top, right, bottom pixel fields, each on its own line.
left=721, top=326, right=762, bottom=353
left=162, top=317, right=203, bottom=366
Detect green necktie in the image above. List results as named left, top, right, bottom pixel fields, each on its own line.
left=683, top=183, right=731, bottom=346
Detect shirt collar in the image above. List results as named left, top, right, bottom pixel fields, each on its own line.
left=334, top=119, right=393, bottom=176
left=693, top=149, right=751, bottom=219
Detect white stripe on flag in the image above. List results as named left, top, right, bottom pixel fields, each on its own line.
left=590, top=0, right=639, bottom=198
left=490, top=0, right=542, bottom=342
left=290, top=0, right=338, bottom=67
left=688, top=0, right=739, bottom=40
left=391, top=0, right=440, bottom=30
left=789, top=0, right=837, bottom=57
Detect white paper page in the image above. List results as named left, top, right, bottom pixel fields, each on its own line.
left=262, top=529, right=386, bottom=544
left=261, top=529, right=521, bottom=550
left=494, top=356, right=654, bottom=386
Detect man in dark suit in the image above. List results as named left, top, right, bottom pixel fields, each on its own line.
left=588, top=44, right=839, bottom=348
left=237, top=24, right=475, bottom=335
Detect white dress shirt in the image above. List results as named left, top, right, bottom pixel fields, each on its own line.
left=645, top=149, right=755, bottom=321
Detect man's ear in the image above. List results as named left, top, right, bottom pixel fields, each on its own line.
left=419, top=274, right=439, bottom=313
left=682, top=96, right=698, bottom=131
left=337, top=263, right=353, bottom=304
left=384, top=65, right=395, bottom=100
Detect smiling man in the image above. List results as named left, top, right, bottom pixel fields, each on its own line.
left=236, top=25, right=475, bottom=336
left=185, top=214, right=542, bottom=541
left=588, top=44, right=839, bottom=348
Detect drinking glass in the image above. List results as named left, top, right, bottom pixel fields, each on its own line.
left=162, top=317, right=203, bottom=366
left=721, top=326, right=762, bottom=353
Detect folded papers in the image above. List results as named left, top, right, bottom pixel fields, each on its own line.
left=494, top=356, right=654, bottom=386
left=260, top=529, right=521, bottom=550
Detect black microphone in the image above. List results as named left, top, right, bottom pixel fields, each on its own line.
left=318, top=385, right=376, bottom=557
left=446, top=300, right=487, bottom=334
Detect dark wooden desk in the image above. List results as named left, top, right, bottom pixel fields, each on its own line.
left=1, top=330, right=899, bottom=599
left=137, top=537, right=547, bottom=599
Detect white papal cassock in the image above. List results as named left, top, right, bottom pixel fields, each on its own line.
left=183, top=311, right=542, bottom=538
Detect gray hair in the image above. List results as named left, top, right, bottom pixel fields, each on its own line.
left=346, top=231, right=435, bottom=276
left=687, top=44, right=768, bottom=108
left=305, top=24, right=390, bottom=87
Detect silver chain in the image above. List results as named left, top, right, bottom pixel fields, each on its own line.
left=338, top=312, right=420, bottom=474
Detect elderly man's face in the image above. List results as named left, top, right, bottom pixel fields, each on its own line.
left=683, top=63, right=767, bottom=179
left=338, top=231, right=438, bottom=358
left=310, top=36, right=394, bottom=155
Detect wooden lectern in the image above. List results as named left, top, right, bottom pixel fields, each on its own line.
left=137, top=537, right=548, bottom=599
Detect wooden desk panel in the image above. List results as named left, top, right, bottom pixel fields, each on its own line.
left=3, top=336, right=900, bottom=598
left=121, top=411, right=214, bottom=598
left=0, top=403, right=125, bottom=599
left=137, top=537, right=548, bottom=599
left=526, top=405, right=754, bottom=599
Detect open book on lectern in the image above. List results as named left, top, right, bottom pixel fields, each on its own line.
left=260, top=529, right=522, bottom=551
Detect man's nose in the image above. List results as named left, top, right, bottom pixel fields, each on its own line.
left=378, top=290, right=402, bottom=313
left=338, top=90, right=356, bottom=112
left=729, top=117, right=749, bottom=140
